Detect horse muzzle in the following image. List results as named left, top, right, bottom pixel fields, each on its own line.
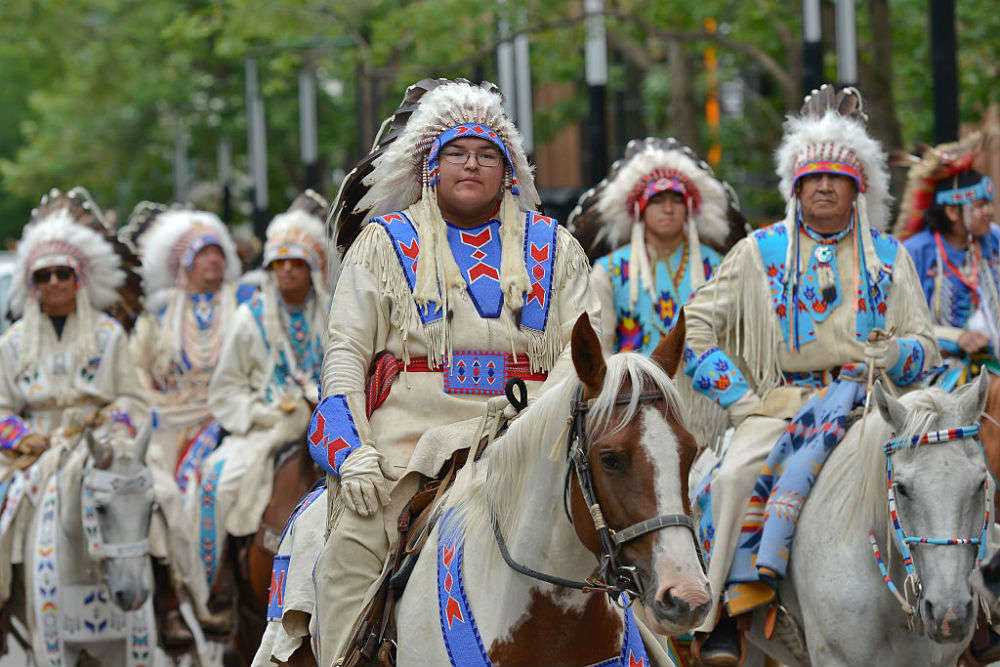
left=649, top=584, right=712, bottom=630
left=640, top=558, right=712, bottom=633
left=102, top=559, right=150, bottom=612
left=921, top=595, right=975, bottom=643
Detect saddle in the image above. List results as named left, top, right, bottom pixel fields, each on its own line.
left=343, top=405, right=512, bottom=667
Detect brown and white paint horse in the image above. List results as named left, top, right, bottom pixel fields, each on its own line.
left=394, top=313, right=710, bottom=666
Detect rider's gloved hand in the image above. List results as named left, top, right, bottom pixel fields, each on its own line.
left=727, top=391, right=763, bottom=428
left=250, top=403, right=283, bottom=428
left=16, top=433, right=49, bottom=455
left=338, top=444, right=392, bottom=517
left=863, top=337, right=901, bottom=370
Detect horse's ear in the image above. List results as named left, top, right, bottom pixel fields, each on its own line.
left=133, top=418, right=152, bottom=464
left=650, top=309, right=686, bottom=377
left=86, top=430, right=112, bottom=470
left=571, top=314, right=606, bottom=397
left=956, top=371, right=991, bottom=425
left=872, top=380, right=907, bottom=432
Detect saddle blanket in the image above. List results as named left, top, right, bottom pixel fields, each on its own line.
left=437, top=509, right=652, bottom=667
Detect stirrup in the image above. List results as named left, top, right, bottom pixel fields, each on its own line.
left=690, top=614, right=746, bottom=667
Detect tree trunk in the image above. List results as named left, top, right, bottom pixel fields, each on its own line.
left=861, top=0, right=903, bottom=151
left=667, top=40, right=700, bottom=152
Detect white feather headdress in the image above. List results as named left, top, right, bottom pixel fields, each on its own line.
left=583, top=138, right=730, bottom=304
left=775, top=107, right=890, bottom=231
left=140, top=209, right=240, bottom=297
left=356, top=80, right=539, bottom=218
left=595, top=139, right=730, bottom=249
left=10, top=209, right=123, bottom=317
left=264, top=190, right=330, bottom=283
left=773, top=85, right=890, bottom=287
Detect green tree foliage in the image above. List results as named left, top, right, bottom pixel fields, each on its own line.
left=0, top=0, right=996, bottom=240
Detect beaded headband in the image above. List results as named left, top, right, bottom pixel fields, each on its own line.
left=935, top=175, right=994, bottom=206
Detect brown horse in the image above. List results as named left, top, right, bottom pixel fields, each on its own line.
left=228, top=438, right=322, bottom=666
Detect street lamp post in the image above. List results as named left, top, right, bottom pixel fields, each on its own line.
left=246, top=55, right=269, bottom=237
left=930, top=0, right=958, bottom=143
left=584, top=0, right=608, bottom=186
left=802, top=0, right=823, bottom=93
left=299, top=65, right=320, bottom=191
left=835, top=0, right=858, bottom=87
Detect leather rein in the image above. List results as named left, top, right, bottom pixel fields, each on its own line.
left=490, top=383, right=707, bottom=600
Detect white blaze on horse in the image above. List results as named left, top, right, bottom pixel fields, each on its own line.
left=23, top=418, right=159, bottom=667
left=741, top=375, right=992, bottom=667
left=395, top=313, right=710, bottom=666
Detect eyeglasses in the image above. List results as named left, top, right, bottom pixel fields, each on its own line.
left=440, top=149, right=502, bottom=168
left=270, top=258, right=308, bottom=270
left=33, top=267, right=75, bottom=284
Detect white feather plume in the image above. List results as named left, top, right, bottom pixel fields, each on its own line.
left=9, top=209, right=124, bottom=316
left=594, top=142, right=730, bottom=249
left=355, top=81, right=540, bottom=219
left=775, top=110, right=891, bottom=229
left=140, top=209, right=240, bottom=297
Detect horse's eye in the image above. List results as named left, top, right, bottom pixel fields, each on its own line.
left=599, top=451, right=626, bottom=472
left=895, top=483, right=909, bottom=499
left=95, top=504, right=107, bottom=516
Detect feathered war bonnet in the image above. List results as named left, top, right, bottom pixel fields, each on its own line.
left=10, top=188, right=126, bottom=370
left=258, top=190, right=332, bottom=364
left=139, top=209, right=240, bottom=299
left=892, top=132, right=993, bottom=239
left=774, top=85, right=891, bottom=289
left=587, top=137, right=730, bottom=308
left=353, top=79, right=540, bottom=331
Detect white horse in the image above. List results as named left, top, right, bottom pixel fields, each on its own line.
left=725, top=375, right=992, bottom=666
left=394, top=313, right=710, bottom=666
left=22, top=418, right=159, bottom=667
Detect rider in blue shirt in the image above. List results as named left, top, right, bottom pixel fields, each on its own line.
left=898, top=137, right=997, bottom=390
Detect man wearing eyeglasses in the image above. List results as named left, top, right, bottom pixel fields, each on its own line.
left=282, top=80, right=600, bottom=667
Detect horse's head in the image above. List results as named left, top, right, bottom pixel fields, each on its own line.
left=81, top=416, right=155, bottom=612
left=873, top=375, right=991, bottom=643
left=568, top=311, right=711, bottom=634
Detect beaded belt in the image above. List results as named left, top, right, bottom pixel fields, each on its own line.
left=365, top=350, right=547, bottom=417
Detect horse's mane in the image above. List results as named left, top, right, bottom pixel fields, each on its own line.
left=827, top=387, right=963, bottom=537
left=447, top=352, right=682, bottom=542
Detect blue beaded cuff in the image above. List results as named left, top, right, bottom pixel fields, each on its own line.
left=687, top=346, right=750, bottom=408
left=887, top=339, right=925, bottom=386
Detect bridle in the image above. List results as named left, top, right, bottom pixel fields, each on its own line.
left=80, top=459, right=154, bottom=560
left=868, top=425, right=991, bottom=625
left=490, top=383, right=707, bottom=601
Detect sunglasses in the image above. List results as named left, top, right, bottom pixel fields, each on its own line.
left=33, top=267, right=75, bottom=284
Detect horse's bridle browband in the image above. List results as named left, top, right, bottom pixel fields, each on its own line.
left=490, top=384, right=707, bottom=600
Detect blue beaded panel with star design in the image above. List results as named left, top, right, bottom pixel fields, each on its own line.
left=373, top=210, right=558, bottom=334
left=446, top=220, right=503, bottom=318
left=595, top=242, right=720, bottom=355
left=753, top=222, right=898, bottom=349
